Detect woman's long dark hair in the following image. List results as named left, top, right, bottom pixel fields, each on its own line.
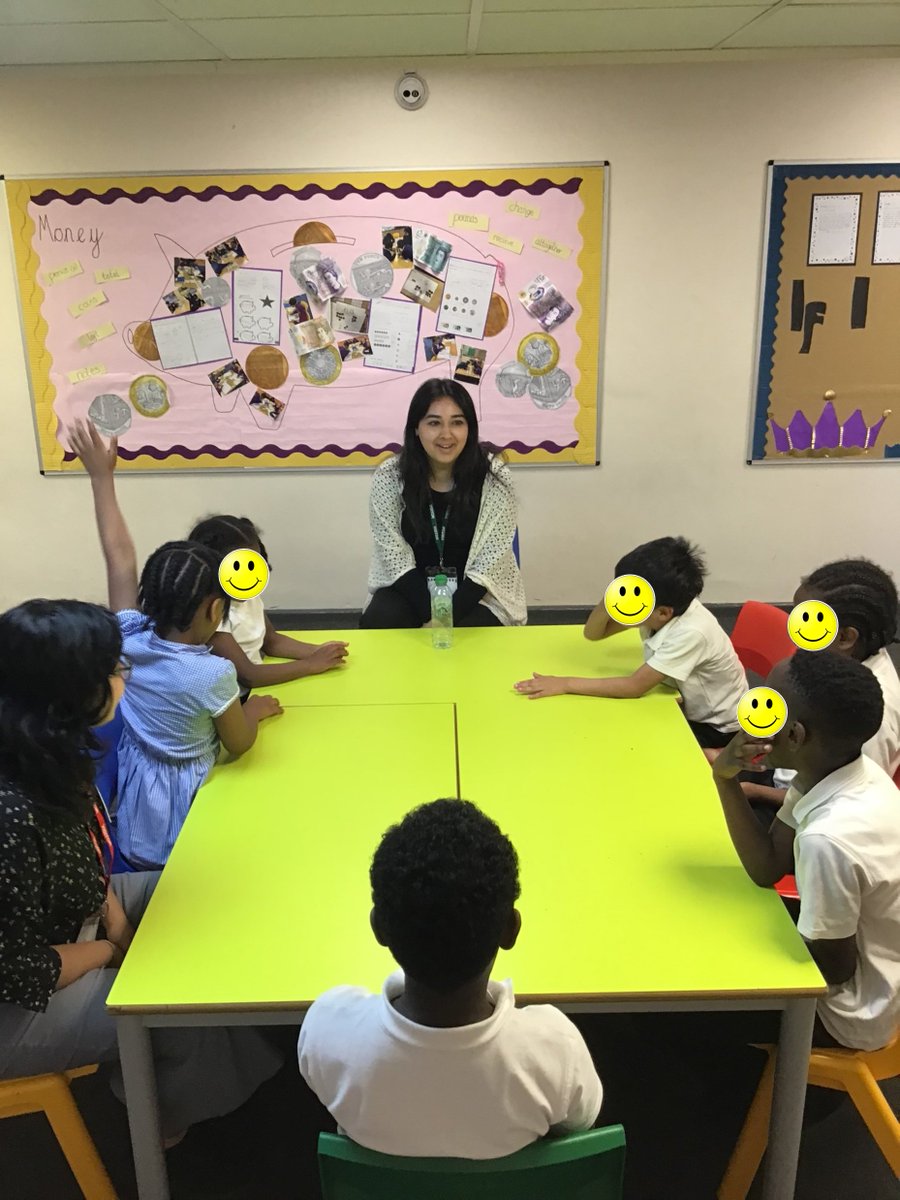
left=397, top=379, right=498, bottom=541
left=0, top=600, right=122, bottom=817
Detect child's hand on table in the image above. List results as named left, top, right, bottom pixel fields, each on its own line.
left=245, top=695, right=284, bottom=721
left=711, top=730, right=772, bottom=781
left=303, top=642, right=349, bottom=674
left=69, top=419, right=118, bottom=478
left=514, top=673, right=569, bottom=699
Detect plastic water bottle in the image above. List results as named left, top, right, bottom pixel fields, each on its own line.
left=431, top=574, right=453, bottom=650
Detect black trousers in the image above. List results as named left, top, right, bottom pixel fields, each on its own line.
left=360, top=587, right=502, bottom=629
left=687, top=718, right=734, bottom=749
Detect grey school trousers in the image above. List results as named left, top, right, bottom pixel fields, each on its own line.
left=0, top=871, right=284, bottom=1138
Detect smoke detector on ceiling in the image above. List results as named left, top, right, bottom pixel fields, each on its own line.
left=395, top=73, right=428, bottom=111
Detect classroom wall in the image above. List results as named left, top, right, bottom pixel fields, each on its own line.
left=2, top=55, right=899, bottom=615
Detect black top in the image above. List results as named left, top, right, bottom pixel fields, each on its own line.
left=0, top=780, right=107, bottom=1012
left=397, top=488, right=485, bottom=623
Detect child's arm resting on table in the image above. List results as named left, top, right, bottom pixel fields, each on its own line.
left=69, top=420, right=138, bottom=613
left=515, top=663, right=665, bottom=700
left=210, top=631, right=348, bottom=688
left=712, top=731, right=795, bottom=888
left=214, top=694, right=283, bottom=757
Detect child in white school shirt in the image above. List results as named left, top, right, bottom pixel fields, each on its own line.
left=714, top=650, right=900, bottom=1051
left=298, top=799, right=603, bottom=1159
left=517, top=536, right=748, bottom=750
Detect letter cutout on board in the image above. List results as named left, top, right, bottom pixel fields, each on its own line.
left=799, top=301, right=826, bottom=354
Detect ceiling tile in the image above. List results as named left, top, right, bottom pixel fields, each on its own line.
left=724, top=3, right=900, bottom=44
left=478, top=7, right=766, bottom=52
left=189, top=14, right=468, bottom=57
left=485, top=0, right=757, bottom=8
left=0, top=0, right=161, bottom=21
left=0, top=20, right=219, bottom=64
left=163, top=0, right=468, bottom=15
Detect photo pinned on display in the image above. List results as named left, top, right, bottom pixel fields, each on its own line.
left=400, top=267, right=443, bottom=311
left=208, top=359, right=250, bottom=397
left=518, top=273, right=574, bottom=332
left=453, top=345, right=487, bottom=385
left=329, top=297, right=370, bottom=334
left=290, top=316, right=335, bottom=356
left=174, top=257, right=206, bottom=286
left=248, top=388, right=286, bottom=424
left=413, top=229, right=452, bottom=276
left=205, top=235, right=248, bottom=276
left=423, top=335, right=458, bottom=362
left=163, top=284, right=204, bottom=315
left=382, top=225, right=413, bottom=269
left=283, top=293, right=314, bottom=326
left=338, top=335, right=373, bottom=361
left=301, top=257, right=346, bottom=303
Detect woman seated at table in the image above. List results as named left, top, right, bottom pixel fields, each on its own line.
left=361, top=379, right=527, bottom=628
left=0, top=599, right=283, bottom=1145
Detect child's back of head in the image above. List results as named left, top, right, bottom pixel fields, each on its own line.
left=370, top=797, right=520, bottom=993
left=616, top=535, right=706, bottom=616
left=798, top=558, right=898, bottom=661
left=775, top=649, right=884, bottom=762
left=138, top=540, right=231, bottom=635
left=189, top=514, right=269, bottom=564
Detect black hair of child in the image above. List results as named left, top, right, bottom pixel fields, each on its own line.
left=370, top=798, right=521, bottom=995
left=787, top=649, right=884, bottom=750
left=188, top=515, right=271, bottom=570
left=802, top=558, right=898, bottom=661
left=138, top=541, right=231, bottom=634
left=615, top=535, right=707, bottom=616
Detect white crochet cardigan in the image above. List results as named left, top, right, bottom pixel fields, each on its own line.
left=365, top=454, right=527, bottom=626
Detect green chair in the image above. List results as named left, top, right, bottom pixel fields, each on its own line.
left=317, top=1126, right=626, bottom=1199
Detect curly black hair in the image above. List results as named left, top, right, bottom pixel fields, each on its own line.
left=800, top=558, right=898, bottom=661
left=786, top=650, right=883, bottom=750
left=370, top=798, right=521, bottom=993
left=615, top=536, right=707, bottom=616
left=0, top=600, right=121, bottom=817
left=138, top=540, right=230, bottom=635
left=188, top=515, right=271, bottom=571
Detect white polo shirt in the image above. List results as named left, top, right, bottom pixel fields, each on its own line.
left=777, top=755, right=900, bottom=1051
left=640, top=598, right=748, bottom=731
left=297, top=971, right=603, bottom=1159
left=773, top=648, right=900, bottom=790
left=217, top=595, right=266, bottom=665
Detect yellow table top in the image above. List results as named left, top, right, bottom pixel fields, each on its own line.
left=107, top=627, right=824, bottom=1013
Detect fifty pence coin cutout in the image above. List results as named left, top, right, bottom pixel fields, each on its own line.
left=290, top=247, right=322, bottom=288
left=351, top=252, right=394, bottom=299
left=88, top=393, right=132, bottom=437
left=529, top=367, right=572, bottom=410
left=496, top=361, right=531, bottom=398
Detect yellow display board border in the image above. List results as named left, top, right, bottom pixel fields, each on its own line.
left=5, top=164, right=606, bottom=473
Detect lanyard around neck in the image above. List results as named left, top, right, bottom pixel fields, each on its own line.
left=428, top=501, right=452, bottom=569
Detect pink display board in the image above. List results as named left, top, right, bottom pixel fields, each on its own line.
left=6, top=166, right=605, bottom=472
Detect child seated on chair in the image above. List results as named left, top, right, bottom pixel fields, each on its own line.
left=516, top=536, right=747, bottom=750
left=298, top=798, right=603, bottom=1157
left=713, top=650, right=900, bottom=1050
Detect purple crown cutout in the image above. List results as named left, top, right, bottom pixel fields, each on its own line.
left=770, top=402, right=890, bottom=454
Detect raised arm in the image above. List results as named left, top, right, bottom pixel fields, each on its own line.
left=711, top=731, right=795, bottom=887
left=69, top=420, right=138, bottom=613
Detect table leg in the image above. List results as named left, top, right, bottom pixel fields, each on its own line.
left=117, top=1016, right=170, bottom=1200
left=760, top=996, right=816, bottom=1200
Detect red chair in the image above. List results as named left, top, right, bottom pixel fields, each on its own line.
left=730, top=601, right=797, bottom=678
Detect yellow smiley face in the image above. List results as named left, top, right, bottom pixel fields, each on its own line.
left=603, top=574, right=656, bottom=626
left=218, top=548, right=270, bottom=601
left=736, top=687, right=788, bottom=737
left=787, top=600, right=838, bottom=651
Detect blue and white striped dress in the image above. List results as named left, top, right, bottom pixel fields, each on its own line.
left=114, top=610, right=239, bottom=870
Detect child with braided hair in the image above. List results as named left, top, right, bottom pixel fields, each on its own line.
left=70, top=421, right=283, bottom=869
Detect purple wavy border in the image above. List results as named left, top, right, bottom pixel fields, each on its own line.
left=33, top=177, right=581, bottom=207
left=61, top=439, right=577, bottom=463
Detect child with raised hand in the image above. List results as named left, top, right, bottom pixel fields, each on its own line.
left=516, top=536, right=747, bottom=749
left=70, top=421, right=283, bottom=870
left=712, top=650, right=900, bottom=1050
left=188, top=515, right=348, bottom=696
left=744, top=557, right=900, bottom=812
left=298, top=798, right=602, bottom=1158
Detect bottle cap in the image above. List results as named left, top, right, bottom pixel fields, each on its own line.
left=435, top=574, right=447, bottom=585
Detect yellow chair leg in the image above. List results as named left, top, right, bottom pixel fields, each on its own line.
left=840, top=1068, right=900, bottom=1176
left=41, top=1075, right=118, bottom=1200
left=717, top=1053, right=776, bottom=1200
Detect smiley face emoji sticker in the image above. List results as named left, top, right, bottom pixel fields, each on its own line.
left=603, top=575, right=656, bottom=627
left=736, top=687, right=788, bottom=738
left=218, top=549, right=270, bottom=601
left=787, top=600, right=838, bottom=651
